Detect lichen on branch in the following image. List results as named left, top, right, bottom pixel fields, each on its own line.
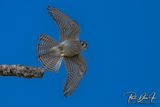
left=0, top=65, right=45, bottom=78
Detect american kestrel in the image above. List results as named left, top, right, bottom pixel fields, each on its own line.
left=37, top=6, right=87, bottom=96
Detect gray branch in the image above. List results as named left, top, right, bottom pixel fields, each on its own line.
left=0, top=65, right=45, bottom=79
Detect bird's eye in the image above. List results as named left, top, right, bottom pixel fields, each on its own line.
left=80, top=41, right=87, bottom=49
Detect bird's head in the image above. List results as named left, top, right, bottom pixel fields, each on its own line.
left=80, top=40, right=88, bottom=50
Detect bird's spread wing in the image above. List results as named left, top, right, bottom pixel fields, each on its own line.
left=48, top=6, right=80, bottom=41
left=64, top=55, right=86, bottom=96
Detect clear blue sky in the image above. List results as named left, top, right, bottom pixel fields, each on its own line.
left=0, top=0, right=160, bottom=107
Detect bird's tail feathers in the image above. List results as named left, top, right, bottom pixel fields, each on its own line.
left=37, top=34, right=62, bottom=72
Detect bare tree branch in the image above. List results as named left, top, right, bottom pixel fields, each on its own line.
left=0, top=65, right=45, bottom=79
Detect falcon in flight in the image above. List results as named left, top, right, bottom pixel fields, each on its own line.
left=37, top=6, right=87, bottom=96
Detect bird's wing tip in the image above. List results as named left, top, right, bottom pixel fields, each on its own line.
left=64, top=91, right=71, bottom=97
left=64, top=86, right=72, bottom=96
left=47, top=5, right=56, bottom=10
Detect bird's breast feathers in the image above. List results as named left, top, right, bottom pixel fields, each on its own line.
left=56, top=40, right=82, bottom=57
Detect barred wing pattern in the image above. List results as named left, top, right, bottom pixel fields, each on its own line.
left=64, top=55, right=86, bottom=96
left=48, top=6, right=80, bottom=41
left=37, top=34, right=61, bottom=71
